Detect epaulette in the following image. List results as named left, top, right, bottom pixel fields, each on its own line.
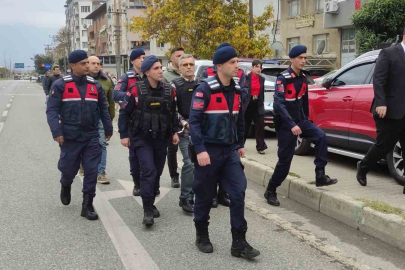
left=126, top=71, right=135, bottom=78
left=86, top=76, right=95, bottom=84
left=63, top=75, right=73, bottom=82
left=280, top=70, right=292, bottom=79
left=203, top=76, right=221, bottom=91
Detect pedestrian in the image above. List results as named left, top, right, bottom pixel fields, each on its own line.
left=88, top=56, right=115, bottom=184
left=264, top=45, right=338, bottom=207
left=113, top=48, right=145, bottom=196
left=42, top=71, right=50, bottom=104
left=171, top=54, right=201, bottom=214
left=119, top=55, right=179, bottom=227
left=244, top=60, right=268, bottom=154
left=357, top=29, right=405, bottom=193
left=189, top=44, right=260, bottom=259
left=163, top=47, right=184, bottom=189
left=46, top=50, right=113, bottom=220
left=46, top=66, right=62, bottom=95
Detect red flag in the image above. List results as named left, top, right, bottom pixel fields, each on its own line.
left=355, top=0, right=361, bottom=10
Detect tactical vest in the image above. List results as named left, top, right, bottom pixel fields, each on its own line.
left=278, top=70, right=308, bottom=120
left=206, top=67, right=243, bottom=86
left=126, top=70, right=141, bottom=92
left=129, top=81, right=173, bottom=139
left=201, top=77, right=242, bottom=145
left=172, top=77, right=201, bottom=119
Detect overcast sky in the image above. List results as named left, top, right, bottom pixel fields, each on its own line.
left=0, top=0, right=66, bottom=71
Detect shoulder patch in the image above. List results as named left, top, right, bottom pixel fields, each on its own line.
left=276, top=84, right=284, bottom=92
left=196, top=92, right=203, bottom=98
left=192, top=100, right=205, bottom=110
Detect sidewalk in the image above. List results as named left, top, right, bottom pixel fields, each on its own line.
left=243, top=137, right=405, bottom=251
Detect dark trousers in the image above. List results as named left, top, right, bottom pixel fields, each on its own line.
left=270, top=120, right=327, bottom=187
left=244, top=99, right=268, bottom=152
left=135, top=138, right=168, bottom=201
left=193, top=145, right=247, bottom=229
left=58, top=137, right=102, bottom=196
left=129, top=141, right=140, bottom=182
left=167, top=141, right=179, bottom=177
left=361, top=114, right=405, bottom=170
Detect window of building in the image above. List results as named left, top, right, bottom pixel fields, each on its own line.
left=313, top=34, right=329, bottom=54
left=315, top=0, right=324, bottom=13
left=82, top=42, right=88, bottom=49
left=103, top=56, right=110, bottom=64
left=287, top=37, right=300, bottom=52
left=332, top=63, right=374, bottom=86
left=110, top=56, right=116, bottom=64
left=159, top=42, right=165, bottom=48
left=288, top=0, right=300, bottom=18
left=81, top=18, right=92, bottom=26
left=82, top=30, right=87, bottom=37
left=81, top=6, right=90, bottom=13
left=342, top=28, right=356, bottom=54
left=128, top=0, right=146, bottom=8
left=130, top=41, right=150, bottom=50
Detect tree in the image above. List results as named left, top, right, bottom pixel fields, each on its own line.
left=52, top=27, right=70, bottom=72
left=129, top=0, right=274, bottom=59
left=351, top=0, right=405, bottom=54
left=33, top=54, right=54, bottom=75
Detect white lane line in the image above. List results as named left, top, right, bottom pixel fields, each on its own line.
left=9, top=99, right=13, bottom=102
left=0, top=122, right=4, bottom=133
left=2, top=111, right=8, bottom=117
left=6, top=104, right=11, bottom=108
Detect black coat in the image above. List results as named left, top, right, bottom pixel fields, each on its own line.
left=372, top=43, right=405, bottom=119
left=245, top=73, right=265, bottom=115
left=46, top=74, right=62, bottom=94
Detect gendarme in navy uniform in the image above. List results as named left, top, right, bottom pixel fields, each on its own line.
left=113, top=48, right=145, bottom=197
left=264, top=45, right=338, bottom=207
left=189, top=44, right=260, bottom=259
left=118, top=55, right=179, bottom=227
left=46, top=50, right=113, bottom=221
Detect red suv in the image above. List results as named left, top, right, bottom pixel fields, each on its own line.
left=296, top=50, right=404, bottom=185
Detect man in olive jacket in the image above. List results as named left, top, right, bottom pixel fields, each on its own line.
left=89, top=56, right=115, bottom=184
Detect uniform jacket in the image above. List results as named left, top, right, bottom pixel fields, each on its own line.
left=163, top=64, right=181, bottom=83
left=372, top=43, right=405, bottom=119
left=245, top=72, right=265, bottom=115
left=113, top=69, right=142, bottom=103
left=46, top=74, right=113, bottom=141
left=93, top=71, right=115, bottom=119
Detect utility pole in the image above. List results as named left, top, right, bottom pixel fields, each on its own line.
left=109, top=7, right=126, bottom=78
left=249, top=0, right=254, bottom=39
left=4, top=51, right=7, bottom=78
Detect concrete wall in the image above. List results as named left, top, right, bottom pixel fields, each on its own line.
left=324, top=0, right=358, bottom=29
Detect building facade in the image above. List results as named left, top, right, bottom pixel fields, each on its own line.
left=65, top=0, right=94, bottom=52
left=280, top=0, right=341, bottom=68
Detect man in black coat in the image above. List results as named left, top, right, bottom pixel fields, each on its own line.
left=46, top=65, right=62, bottom=94
left=357, top=28, right=405, bottom=192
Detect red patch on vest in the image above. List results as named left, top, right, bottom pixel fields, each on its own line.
left=193, top=101, right=204, bottom=109
left=196, top=92, right=203, bottom=98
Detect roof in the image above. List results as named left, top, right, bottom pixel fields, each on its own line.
left=85, top=3, right=106, bottom=20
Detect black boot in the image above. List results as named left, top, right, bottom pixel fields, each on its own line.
left=142, top=199, right=154, bottom=226
left=179, top=199, right=194, bottom=214
left=195, top=223, right=213, bottom=253
left=81, top=194, right=98, bottom=220
left=132, top=174, right=141, bottom=196
left=212, top=197, right=218, bottom=208
left=356, top=161, right=368, bottom=186
left=152, top=205, right=160, bottom=218
left=217, top=191, right=231, bottom=207
left=60, top=184, right=71, bottom=205
left=171, top=175, right=180, bottom=188
left=315, top=168, right=338, bottom=187
left=264, top=182, right=280, bottom=206
left=231, top=228, right=260, bottom=259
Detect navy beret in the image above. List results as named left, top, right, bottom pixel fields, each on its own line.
left=216, top=42, right=231, bottom=51
left=130, top=48, right=145, bottom=61
left=289, top=45, right=307, bottom=58
left=69, top=50, right=88, bottom=64
left=141, top=55, right=159, bottom=73
left=213, top=46, right=238, bottom=65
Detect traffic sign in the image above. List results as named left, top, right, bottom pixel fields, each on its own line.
left=41, top=63, right=45, bottom=67
left=45, top=63, right=51, bottom=71
left=15, top=63, right=24, bottom=68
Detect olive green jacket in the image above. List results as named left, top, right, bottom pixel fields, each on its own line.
left=94, top=71, right=115, bottom=119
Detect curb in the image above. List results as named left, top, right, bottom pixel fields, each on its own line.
left=241, top=157, right=405, bottom=252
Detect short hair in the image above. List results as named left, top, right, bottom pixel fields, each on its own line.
left=53, top=65, right=60, bottom=70
left=171, top=47, right=184, bottom=55
left=252, top=60, right=262, bottom=68
left=179, top=54, right=194, bottom=66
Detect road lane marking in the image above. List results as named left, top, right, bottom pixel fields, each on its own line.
left=0, top=122, right=4, bottom=134
left=9, top=99, right=13, bottom=102
left=6, top=104, right=11, bottom=108
left=2, top=111, right=8, bottom=117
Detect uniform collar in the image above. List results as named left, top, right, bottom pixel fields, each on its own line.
left=181, top=75, right=195, bottom=82
left=71, top=74, right=87, bottom=85
left=215, top=74, right=235, bottom=90
left=143, top=77, right=163, bottom=90
left=288, top=66, right=302, bottom=78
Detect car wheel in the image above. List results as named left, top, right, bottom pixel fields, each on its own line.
left=387, top=141, right=405, bottom=185
left=295, top=134, right=311, bottom=155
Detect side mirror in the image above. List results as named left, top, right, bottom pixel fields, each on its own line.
left=322, top=77, right=333, bottom=89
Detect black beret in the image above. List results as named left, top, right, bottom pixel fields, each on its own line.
left=289, top=45, right=307, bottom=58
left=130, top=49, right=145, bottom=61
left=213, top=46, right=238, bottom=65
left=141, top=55, right=159, bottom=73
left=69, top=50, right=88, bottom=64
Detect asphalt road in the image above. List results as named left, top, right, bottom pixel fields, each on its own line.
left=0, top=80, right=404, bottom=270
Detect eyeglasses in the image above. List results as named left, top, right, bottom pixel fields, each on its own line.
left=182, top=63, right=195, bottom=67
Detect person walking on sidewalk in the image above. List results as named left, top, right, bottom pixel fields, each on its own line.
left=46, top=50, right=113, bottom=220
left=244, top=60, right=268, bottom=154
left=171, top=54, right=201, bottom=214
left=46, top=66, right=62, bottom=95
left=89, top=56, right=115, bottom=184
left=264, top=45, right=338, bottom=207
left=189, top=44, right=260, bottom=259
left=113, top=48, right=145, bottom=196
left=357, top=29, right=405, bottom=193
left=119, top=55, right=179, bottom=227
left=163, top=47, right=184, bottom=188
